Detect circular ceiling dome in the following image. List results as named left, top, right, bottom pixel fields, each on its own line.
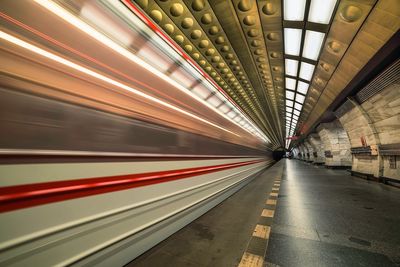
left=340, top=5, right=362, bottom=22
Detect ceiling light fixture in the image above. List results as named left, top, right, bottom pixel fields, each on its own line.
left=284, top=28, right=302, bottom=56
left=284, top=0, right=307, bottom=21
left=285, top=77, right=296, bottom=90
left=299, top=62, right=315, bottom=81
left=297, top=81, right=310, bottom=95
left=302, top=30, right=325, bottom=60
left=308, top=0, right=337, bottom=24
left=285, top=59, right=299, bottom=76
left=286, top=90, right=295, bottom=100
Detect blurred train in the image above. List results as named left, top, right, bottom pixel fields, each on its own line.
left=0, top=0, right=273, bottom=266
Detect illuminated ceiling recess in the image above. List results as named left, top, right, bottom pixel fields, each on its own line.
left=283, top=0, right=337, bottom=149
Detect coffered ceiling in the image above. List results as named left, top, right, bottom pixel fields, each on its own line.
left=130, top=0, right=399, bottom=150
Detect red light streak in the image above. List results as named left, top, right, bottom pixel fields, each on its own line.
left=0, top=159, right=265, bottom=212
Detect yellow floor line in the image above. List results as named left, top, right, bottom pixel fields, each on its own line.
left=261, top=209, right=275, bottom=218
left=238, top=252, right=264, bottom=267
left=252, top=224, right=271, bottom=239
left=238, top=173, right=283, bottom=267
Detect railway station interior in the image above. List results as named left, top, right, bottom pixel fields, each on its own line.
left=0, top=0, right=399, bottom=266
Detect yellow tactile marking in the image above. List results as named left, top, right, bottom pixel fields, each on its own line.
left=266, top=199, right=277, bottom=205
left=238, top=252, right=264, bottom=267
left=261, top=209, right=275, bottom=218
left=270, top=192, right=278, bottom=197
left=252, top=224, right=271, bottom=239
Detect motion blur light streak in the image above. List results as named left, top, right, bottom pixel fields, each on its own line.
left=0, top=11, right=202, bottom=115
left=34, top=0, right=269, bottom=143
left=0, top=30, right=237, bottom=136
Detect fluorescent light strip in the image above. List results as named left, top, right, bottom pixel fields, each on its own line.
left=308, top=0, right=337, bottom=24
left=297, top=81, right=309, bottom=95
left=286, top=90, right=295, bottom=100
left=286, top=77, right=296, bottom=90
left=284, top=28, right=302, bottom=56
left=284, top=0, right=307, bottom=21
left=285, top=59, right=298, bottom=76
left=296, top=94, right=305, bottom=104
left=302, top=30, right=325, bottom=60
left=0, top=30, right=237, bottom=136
left=34, top=0, right=269, bottom=142
left=299, top=62, right=315, bottom=81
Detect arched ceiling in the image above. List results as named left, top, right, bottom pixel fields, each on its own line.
left=130, top=0, right=400, bottom=150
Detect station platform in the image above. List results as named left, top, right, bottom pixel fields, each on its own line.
left=127, top=159, right=400, bottom=267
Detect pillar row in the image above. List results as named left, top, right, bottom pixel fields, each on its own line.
left=336, top=84, right=400, bottom=180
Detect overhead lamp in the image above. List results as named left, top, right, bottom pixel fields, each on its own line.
left=302, top=30, right=325, bottom=60
left=293, top=109, right=300, bottom=116
left=299, top=62, right=315, bottom=81
left=292, top=114, right=299, bottom=120
left=297, top=81, right=309, bottom=95
left=286, top=77, right=296, bottom=90
left=294, top=103, right=302, bottom=110
left=286, top=107, right=293, bottom=113
left=308, top=0, right=337, bottom=24
left=284, top=0, right=307, bottom=21
left=286, top=99, right=294, bottom=106
left=286, top=90, right=295, bottom=100
left=296, top=94, right=305, bottom=104
left=284, top=28, right=302, bottom=56
left=285, top=59, right=298, bottom=76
